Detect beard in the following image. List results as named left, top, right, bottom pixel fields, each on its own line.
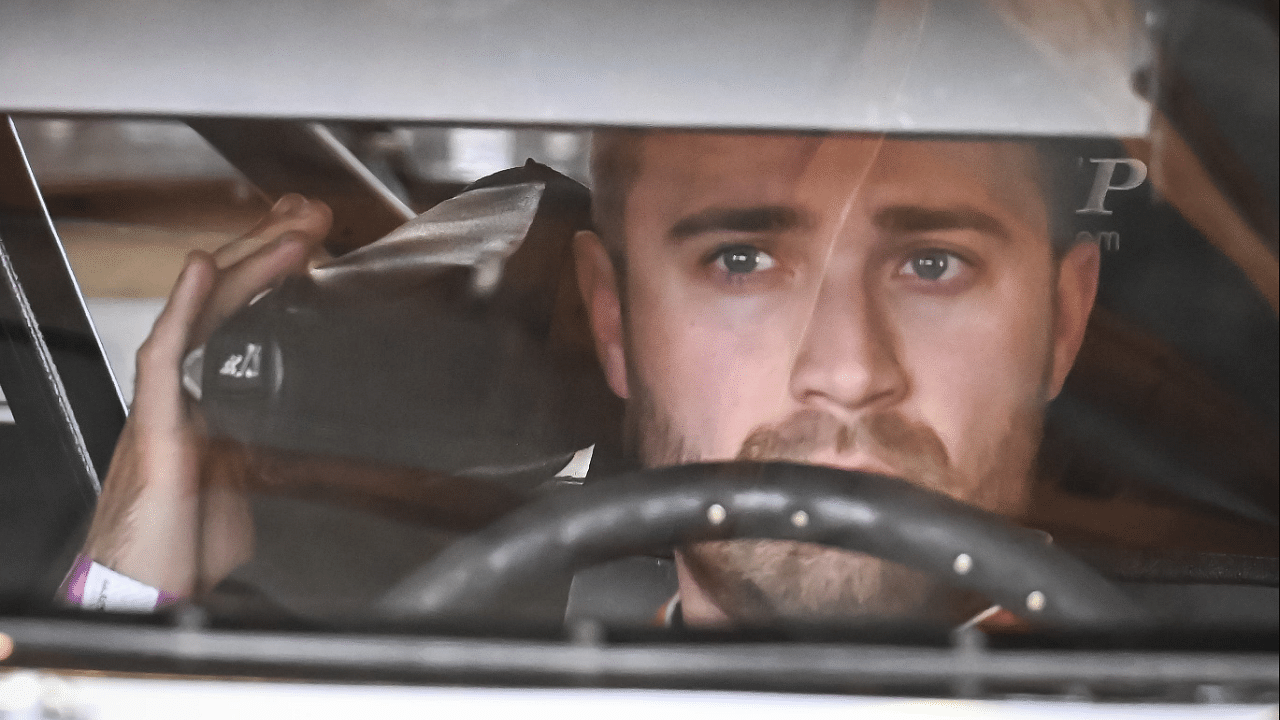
left=626, top=377, right=1044, bottom=625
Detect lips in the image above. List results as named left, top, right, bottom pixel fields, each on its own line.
left=789, top=453, right=902, bottom=480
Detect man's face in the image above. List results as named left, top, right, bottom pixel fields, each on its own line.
left=576, top=132, right=1097, bottom=623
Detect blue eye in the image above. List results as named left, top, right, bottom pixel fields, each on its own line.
left=900, top=250, right=962, bottom=281
left=714, top=245, right=777, bottom=275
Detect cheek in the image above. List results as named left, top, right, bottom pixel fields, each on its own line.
left=895, top=274, right=1055, bottom=475
left=626, top=281, right=797, bottom=460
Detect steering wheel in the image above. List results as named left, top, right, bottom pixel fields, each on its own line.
left=379, top=462, right=1149, bottom=628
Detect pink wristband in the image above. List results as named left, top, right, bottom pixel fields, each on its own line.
left=64, top=555, right=183, bottom=612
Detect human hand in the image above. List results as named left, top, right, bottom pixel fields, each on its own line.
left=79, top=194, right=332, bottom=598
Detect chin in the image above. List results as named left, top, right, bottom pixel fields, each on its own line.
left=683, top=539, right=973, bottom=625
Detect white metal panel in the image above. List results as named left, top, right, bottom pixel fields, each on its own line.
left=1, top=672, right=1275, bottom=720
left=0, top=0, right=1150, bottom=136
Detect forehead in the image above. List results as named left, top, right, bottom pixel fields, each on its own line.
left=625, top=133, right=1047, bottom=233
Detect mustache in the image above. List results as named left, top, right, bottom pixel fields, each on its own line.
left=683, top=410, right=957, bottom=624
left=736, top=409, right=951, bottom=491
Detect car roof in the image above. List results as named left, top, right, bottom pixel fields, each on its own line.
left=0, top=0, right=1150, bottom=136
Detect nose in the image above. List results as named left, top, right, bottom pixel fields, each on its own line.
left=788, top=277, right=908, bottom=414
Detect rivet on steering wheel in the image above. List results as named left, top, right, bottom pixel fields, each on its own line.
left=706, top=504, right=727, bottom=525
left=380, top=463, right=1148, bottom=626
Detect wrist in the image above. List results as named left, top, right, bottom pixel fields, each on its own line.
left=80, top=494, right=200, bottom=596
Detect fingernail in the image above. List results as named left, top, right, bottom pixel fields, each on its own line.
left=271, top=194, right=304, bottom=215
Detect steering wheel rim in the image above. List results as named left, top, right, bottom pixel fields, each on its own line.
left=379, top=462, right=1148, bottom=628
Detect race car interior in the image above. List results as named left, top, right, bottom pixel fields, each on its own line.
left=0, top=0, right=1276, bottom=705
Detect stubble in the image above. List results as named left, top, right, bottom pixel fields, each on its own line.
left=630, top=380, right=1043, bottom=624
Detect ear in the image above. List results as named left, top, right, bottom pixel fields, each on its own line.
left=1046, top=241, right=1101, bottom=399
left=573, top=230, right=630, bottom=399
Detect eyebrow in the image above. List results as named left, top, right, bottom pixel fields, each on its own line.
left=872, top=205, right=1012, bottom=242
left=668, top=205, right=805, bottom=241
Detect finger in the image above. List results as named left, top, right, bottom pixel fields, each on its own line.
left=224, top=196, right=301, bottom=253
left=210, top=196, right=297, bottom=269
left=213, top=195, right=333, bottom=270
left=190, top=233, right=312, bottom=347
left=212, top=194, right=323, bottom=268
left=132, top=252, right=216, bottom=427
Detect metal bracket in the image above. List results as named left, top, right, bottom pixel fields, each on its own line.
left=0, top=115, right=125, bottom=600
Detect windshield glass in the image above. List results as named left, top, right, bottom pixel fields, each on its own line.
left=0, top=0, right=1274, bottom=644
